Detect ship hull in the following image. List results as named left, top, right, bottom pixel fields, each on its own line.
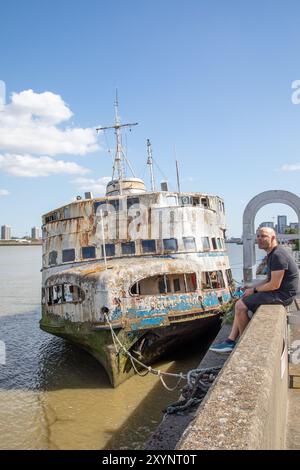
left=40, top=309, right=222, bottom=387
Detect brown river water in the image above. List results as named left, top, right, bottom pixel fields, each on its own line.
left=0, top=244, right=258, bottom=449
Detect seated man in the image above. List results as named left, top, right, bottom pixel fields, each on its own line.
left=210, top=227, right=299, bottom=353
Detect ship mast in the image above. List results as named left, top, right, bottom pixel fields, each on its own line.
left=96, top=92, right=138, bottom=194
left=147, top=139, right=155, bottom=191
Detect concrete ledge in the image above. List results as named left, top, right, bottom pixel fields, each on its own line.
left=177, top=305, right=288, bottom=450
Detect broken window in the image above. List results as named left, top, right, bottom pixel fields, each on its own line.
left=226, top=269, right=233, bottom=286
left=129, top=273, right=197, bottom=296
left=192, top=197, right=200, bottom=206
left=201, top=237, right=210, bottom=251
left=49, top=251, right=58, bottom=266
left=102, top=243, right=115, bottom=257
left=202, top=271, right=225, bottom=289
left=130, top=282, right=140, bottom=295
left=82, top=246, right=96, bottom=259
left=62, top=249, right=75, bottom=262
left=201, top=197, right=209, bottom=208
left=183, top=237, right=196, bottom=251
left=121, top=242, right=136, bottom=255
left=46, top=284, right=84, bottom=305
left=158, top=276, right=171, bottom=294
left=141, top=239, right=156, bottom=253
left=163, top=238, right=178, bottom=251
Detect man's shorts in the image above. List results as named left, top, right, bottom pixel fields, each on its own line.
left=242, top=292, right=294, bottom=314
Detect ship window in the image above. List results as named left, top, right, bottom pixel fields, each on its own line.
left=129, top=272, right=197, bottom=296
left=63, top=207, right=70, bottom=219
left=211, top=238, right=218, bottom=250
left=158, top=276, right=171, bottom=294
left=202, top=271, right=225, bottom=289
left=130, top=282, right=140, bottom=295
left=94, top=200, right=106, bottom=213
left=192, top=197, right=200, bottom=206
left=166, top=195, right=177, bottom=206
left=183, top=237, right=196, bottom=251
left=163, top=238, right=178, bottom=251
left=217, top=238, right=222, bottom=249
left=102, top=243, right=115, bottom=257
left=142, top=239, right=156, bottom=253
left=45, top=212, right=58, bottom=223
left=82, top=246, right=96, bottom=259
left=180, top=196, right=190, bottom=205
left=41, top=288, right=46, bottom=304
left=49, top=251, right=58, bottom=266
left=62, top=249, right=75, bottom=262
left=94, top=199, right=119, bottom=213
left=121, top=242, right=136, bottom=255
left=47, top=284, right=85, bottom=305
left=201, top=237, right=210, bottom=251
left=222, top=202, right=225, bottom=213
left=201, top=197, right=209, bottom=208
left=127, top=197, right=139, bottom=209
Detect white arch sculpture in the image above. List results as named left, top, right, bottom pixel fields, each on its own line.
left=243, top=190, right=300, bottom=283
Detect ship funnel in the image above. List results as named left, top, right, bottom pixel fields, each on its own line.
left=106, top=178, right=146, bottom=196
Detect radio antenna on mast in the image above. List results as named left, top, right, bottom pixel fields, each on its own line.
left=96, top=91, right=138, bottom=193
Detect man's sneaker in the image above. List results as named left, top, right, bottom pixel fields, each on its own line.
left=209, top=339, right=236, bottom=354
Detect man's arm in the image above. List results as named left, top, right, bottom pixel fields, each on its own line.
left=243, top=270, right=285, bottom=297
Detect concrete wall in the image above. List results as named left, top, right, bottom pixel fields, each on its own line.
left=177, top=305, right=288, bottom=450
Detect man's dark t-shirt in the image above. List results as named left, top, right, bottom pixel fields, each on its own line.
left=267, top=246, right=299, bottom=299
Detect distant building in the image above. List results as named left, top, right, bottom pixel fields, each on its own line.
left=31, top=227, right=40, bottom=240
left=258, top=222, right=274, bottom=229
left=277, top=215, right=287, bottom=234
left=290, top=222, right=299, bottom=230
left=1, top=225, right=11, bottom=240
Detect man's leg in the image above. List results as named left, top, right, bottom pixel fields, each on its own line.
left=209, top=299, right=250, bottom=353
left=228, top=299, right=250, bottom=341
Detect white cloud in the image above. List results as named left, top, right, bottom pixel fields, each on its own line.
left=72, top=176, right=111, bottom=195
left=281, top=164, right=300, bottom=171
left=0, top=189, right=9, bottom=197
left=0, top=89, right=99, bottom=156
left=0, top=154, right=90, bottom=177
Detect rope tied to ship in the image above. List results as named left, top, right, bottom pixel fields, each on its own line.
left=104, top=312, right=188, bottom=390
left=103, top=312, right=221, bottom=393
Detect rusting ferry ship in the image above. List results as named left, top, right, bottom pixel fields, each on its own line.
left=40, top=100, right=234, bottom=386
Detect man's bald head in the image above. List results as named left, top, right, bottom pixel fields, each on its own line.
left=257, top=227, right=277, bottom=252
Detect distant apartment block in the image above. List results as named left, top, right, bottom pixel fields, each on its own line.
left=277, top=215, right=287, bottom=234
left=31, top=227, right=41, bottom=239
left=258, top=221, right=274, bottom=229
left=1, top=225, right=11, bottom=240
left=290, top=222, right=299, bottom=230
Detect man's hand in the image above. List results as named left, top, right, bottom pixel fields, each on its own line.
left=242, top=287, right=255, bottom=298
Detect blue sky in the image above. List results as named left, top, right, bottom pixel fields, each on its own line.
left=1, top=0, right=300, bottom=236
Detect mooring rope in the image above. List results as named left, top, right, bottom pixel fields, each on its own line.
left=103, top=312, right=222, bottom=392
